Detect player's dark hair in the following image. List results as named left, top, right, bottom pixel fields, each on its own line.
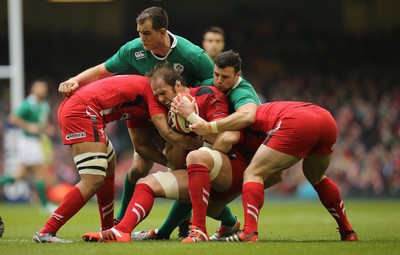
left=214, top=50, right=242, bottom=73
left=149, top=62, right=186, bottom=87
left=137, top=6, right=168, bottom=30
left=204, top=26, right=225, bottom=38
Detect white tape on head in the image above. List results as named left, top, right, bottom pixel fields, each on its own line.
left=74, top=152, right=108, bottom=176
left=152, top=171, right=179, bottom=199
left=198, top=147, right=222, bottom=181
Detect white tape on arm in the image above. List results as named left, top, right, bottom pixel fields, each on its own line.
left=186, top=112, right=205, bottom=124
left=210, top=121, right=218, bottom=133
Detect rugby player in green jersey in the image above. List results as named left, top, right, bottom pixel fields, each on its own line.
left=0, top=80, right=57, bottom=214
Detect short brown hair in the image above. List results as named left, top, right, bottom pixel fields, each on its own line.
left=149, top=63, right=186, bottom=87
left=204, top=26, right=225, bottom=38
left=214, top=50, right=242, bottom=73
left=136, top=6, right=168, bottom=30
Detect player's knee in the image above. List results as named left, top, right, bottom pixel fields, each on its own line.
left=193, top=147, right=223, bottom=181
left=150, top=171, right=179, bottom=199
left=186, top=149, right=212, bottom=165
left=128, top=165, right=151, bottom=182
left=136, top=175, right=164, bottom=196
left=81, top=174, right=106, bottom=193
left=136, top=175, right=151, bottom=186
left=128, top=153, right=153, bottom=181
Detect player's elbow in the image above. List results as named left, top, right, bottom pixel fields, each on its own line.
left=241, top=110, right=257, bottom=126
left=158, top=128, right=176, bottom=143
left=8, top=114, right=20, bottom=126
left=236, top=104, right=257, bottom=128
left=134, top=144, right=150, bottom=158
left=242, top=115, right=256, bottom=127
left=212, top=131, right=240, bottom=153
left=218, top=131, right=240, bottom=145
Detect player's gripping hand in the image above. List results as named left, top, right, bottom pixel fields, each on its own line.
left=188, top=121, right=212, bottom=136
left=171, top=93, right=196, bottom=119
left=59, top=79, right=79, bottom=97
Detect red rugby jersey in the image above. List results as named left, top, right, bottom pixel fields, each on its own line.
left=73, top=75, right=166, bottom=124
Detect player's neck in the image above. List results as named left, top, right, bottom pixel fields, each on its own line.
left=152, top=33, right=172, bottom=57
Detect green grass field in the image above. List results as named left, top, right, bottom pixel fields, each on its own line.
left=0, top=199, right=399, bottom=255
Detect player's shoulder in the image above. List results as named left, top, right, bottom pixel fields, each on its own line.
left=119, top=74, right=150, bottom=87
left=233, top=78, right=258, bottom=95
left=120, top=38, right=145, bottom=52
left=237, top=78, right=254, bottom=89
left=173, top=33, right=204, bottom=55
left=192, top=85, right=219, bottom=97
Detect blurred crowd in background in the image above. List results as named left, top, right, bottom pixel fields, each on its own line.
left=0, top=2, right=399, bottom=201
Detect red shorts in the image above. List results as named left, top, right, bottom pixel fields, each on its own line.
left=264, top=105, right=337, bottom=158
left=58, top=97, right=107, bottom=145
left=210, top=150, right=247, bottom=203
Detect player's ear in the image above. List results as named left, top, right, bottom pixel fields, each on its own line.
left=160, top=28, right=167, bottom=35
left=235, top=71, right=241, bottom=80
left=175, top=80, right=182, bottom=89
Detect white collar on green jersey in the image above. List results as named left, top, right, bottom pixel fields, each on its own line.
left=226, top=77, right=243, bottom=96
left=150, top=31, right=177, bottom=60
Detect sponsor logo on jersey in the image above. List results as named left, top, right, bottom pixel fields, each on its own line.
left=174, top=63, right=184, bottom=74
left=120, top=113, right=131, bottom=120
left=134, top=51, right=146, bottom=60
left=66, top=132, right=86, bottom=140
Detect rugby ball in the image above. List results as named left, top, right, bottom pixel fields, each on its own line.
left=169, top=93, right=199, bottom=134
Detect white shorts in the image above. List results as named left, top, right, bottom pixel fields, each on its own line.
left=17, top=134, right=45, bottom=166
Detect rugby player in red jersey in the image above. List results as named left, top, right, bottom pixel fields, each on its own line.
left=219, top=101, right=358, bottom=242
left=32, top=75, right=201, bottom=243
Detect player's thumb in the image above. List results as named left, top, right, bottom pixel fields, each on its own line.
left=71, top=82, right=79, bottom=91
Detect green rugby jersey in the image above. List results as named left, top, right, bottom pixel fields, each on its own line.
left=226, top=77, right=261, bottom=113
left=105, top=31, right=214, bottom=87
left=15, top=95, right=50, bottom=138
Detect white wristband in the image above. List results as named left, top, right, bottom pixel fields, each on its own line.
left=186, top=112, right=204, bottom=124
left=210, top=121, right=218, bottom=133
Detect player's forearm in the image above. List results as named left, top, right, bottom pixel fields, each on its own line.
left=167, top=131, right=202, bottom=150
left=70, top=63, right=113, bottom=87
left=213, top=106, right=256, bottom=132
left=135, top=145, right=168, bottom=166
left=9, top=114, right=31, bottom=130
left=8, top=114, right=42, bottom=135
left=153, top=114, right=203, bottom=150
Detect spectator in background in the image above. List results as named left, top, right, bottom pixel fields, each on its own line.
left=202, top=26, right=225, bottom=62
left=0, top=80, right=57, bottom=214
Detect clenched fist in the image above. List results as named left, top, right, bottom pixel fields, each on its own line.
left=59, top=79, right=79, bottom=97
